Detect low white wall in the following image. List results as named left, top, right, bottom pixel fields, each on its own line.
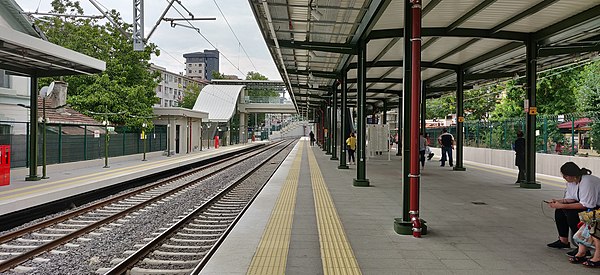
left=430, top=146, right=600, bottom=178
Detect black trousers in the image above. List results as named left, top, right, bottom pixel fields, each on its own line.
left=419, top=150, right=425, bottom=167
left=554, top=208, right=580, bottom=240
left=516, top=164, right=525, bottom=182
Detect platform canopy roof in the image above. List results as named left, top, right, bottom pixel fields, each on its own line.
left=0, top=0, right=105, bottom=78
left=249, top=0, right=600, bottom=117
left=193, top=85, right=246, bottom=122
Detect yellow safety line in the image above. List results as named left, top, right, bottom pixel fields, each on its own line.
left=0, top=148, right=230, bottom=200
left=307, top=146, right=361, bottom=275
left=247, top=142, right=303, bottom=275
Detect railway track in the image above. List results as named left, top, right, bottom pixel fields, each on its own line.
left=0, top=141, right=288, bottom=273
left=103, top=139, right=296, bottom=274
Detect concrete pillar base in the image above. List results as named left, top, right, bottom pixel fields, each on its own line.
left=353, top=178, right=370, bottom=187
left=520, top=182, right=541, bottom=189
left=338, top=165, right=349, bottom=169
left=453, top=166, right=466, bottom=171
left=394, top=218, right=428, bottom=235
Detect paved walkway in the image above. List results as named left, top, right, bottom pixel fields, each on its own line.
left=203, top=138, right=591, bottom=274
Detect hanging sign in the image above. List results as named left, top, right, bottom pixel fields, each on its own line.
left=529, top=106, right=538, bottom=115
left=457, top=116, right=465, bottom=123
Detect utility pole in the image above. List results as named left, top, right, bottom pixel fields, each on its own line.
left=89, top=108, right=124, bottom=168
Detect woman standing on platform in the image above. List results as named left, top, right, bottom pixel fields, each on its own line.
left=514, top=130, right=526, bottom=183
left=346, top=132, right=356, bottom=165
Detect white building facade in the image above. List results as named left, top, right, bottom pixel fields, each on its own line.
left=151, top=64, right=206, bottom=108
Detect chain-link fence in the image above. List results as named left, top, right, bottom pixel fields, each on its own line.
left=0, top=121, right=167, bottom=168
left=426, top=113, right=599, bottom=157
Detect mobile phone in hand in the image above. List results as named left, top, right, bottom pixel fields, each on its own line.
left=543, top=200, right=551, bottom=203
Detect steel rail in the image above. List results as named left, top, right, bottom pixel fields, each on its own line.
left=104, top=140, right=296, bottom=275
left=0, top=142, right=282, bottom=272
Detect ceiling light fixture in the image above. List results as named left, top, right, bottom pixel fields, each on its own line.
left=311, top=8, right=322, bottom=21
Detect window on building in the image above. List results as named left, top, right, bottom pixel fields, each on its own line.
left=0, top=70, right=10, bottom=89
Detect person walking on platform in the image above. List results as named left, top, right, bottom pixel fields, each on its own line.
left=309, top=131, right=315, bottom=146
left=546, top=162, right=600, bottom=256
left=419, top=132, right=427, bottom=169
left=514, top=130, right=526, bottom=183
left=425, top=133, right=434, bottom=160
left=346, top=132, right=356, bottom=165
left=437, top=128, right=454, bottom=167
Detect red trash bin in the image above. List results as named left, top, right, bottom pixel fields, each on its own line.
left=214, top=136, right=219, bottom=149
left=0, top=145, right=9, bottom=186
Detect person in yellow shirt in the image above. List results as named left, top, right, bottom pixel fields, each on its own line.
left=346, top=132, right=357, bottom=165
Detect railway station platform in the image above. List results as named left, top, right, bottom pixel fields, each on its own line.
left=0, top=143, right=263, bottom=219
left=202, top=138, right=591, bottom=275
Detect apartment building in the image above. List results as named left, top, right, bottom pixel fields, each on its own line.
left=151, top=64, right=206, bottom=108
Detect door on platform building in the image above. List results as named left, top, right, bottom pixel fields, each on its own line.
left=175, top=125, right=180, bottom=154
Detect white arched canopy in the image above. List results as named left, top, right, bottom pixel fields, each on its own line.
left=193, top=85, right=245, bottom=122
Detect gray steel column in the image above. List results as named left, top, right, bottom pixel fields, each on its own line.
left=26, top=75, right=40, bottom=181
left=383, top=100, right=388, bottom=124
left=522, top=37, right=541, bottom=189
left=396, top=99, right=402, bottom=156
left=420, top=89, right=425, bottom=133
left=326, top=103, right=332, bottom=155
left=454, top=68, right=466, bottom=171
left=331, top=84, right=339, bottom=160
left=353, top=39, right=369, bottom=187
left=395, top=0, right=412, bottom=235
left=338, top=74, right=349, bottom=169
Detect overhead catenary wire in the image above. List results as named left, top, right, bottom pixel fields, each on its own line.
left=169, top=0, right=246, bottom=77
left=211, top=0, right=258, bottom=71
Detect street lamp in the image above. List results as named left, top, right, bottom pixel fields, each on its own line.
left=205, top=123, right=211, bottom=149
left=39, top=83, right=54, bottom=179
left=102, top=120, right=110, bottom=168
left=142, top=122, right=147, bottom=161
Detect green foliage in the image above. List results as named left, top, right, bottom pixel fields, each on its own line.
left=463, top=85, right=502, bottom=120
left=536, top=66, right=579, bottom=115
left=36, top=0, right=159, bottom=128
left=246, top=71, right=268, bottom=81
left=575, top=61, right=600, bottom=113
left=212, top=71, right=227, bottom=80
left=489, top=80, right=525, bottom=121
left=425, top=95, right=455, bottom=119
left=245, top=71, right=278, bottom=97
left=575, top=61, right=600, bottom=153
left=179, top=82, right=201, bottom=109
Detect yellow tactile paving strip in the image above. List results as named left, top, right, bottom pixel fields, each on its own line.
left=0, top=148, right=233, bottom=200
left=247, top=142, right=303, bottom=275
left=307, top=146, right=362, bottom=275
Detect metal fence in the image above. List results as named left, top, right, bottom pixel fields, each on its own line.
left=0, top=121, right=167, bottom=168
left=426, top=113, right=598, bottom=157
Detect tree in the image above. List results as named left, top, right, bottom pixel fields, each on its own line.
left=425, top=95, right=455, bottom=120
left=36, top=0, right=160, bottom=128
left=463, top=85, right=502, bottom=121
left=245, top=71, right=278, bottom=97
left=212, top=71, right=227, bottom=80
left=178, top=82, right=201, bottom=109
left=575, top=60, right=600, bottom=153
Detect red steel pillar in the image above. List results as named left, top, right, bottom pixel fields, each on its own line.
left=409, top=0, right=422, bottom=237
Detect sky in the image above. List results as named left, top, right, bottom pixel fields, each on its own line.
left=15, top=0, right=281, bottom=80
